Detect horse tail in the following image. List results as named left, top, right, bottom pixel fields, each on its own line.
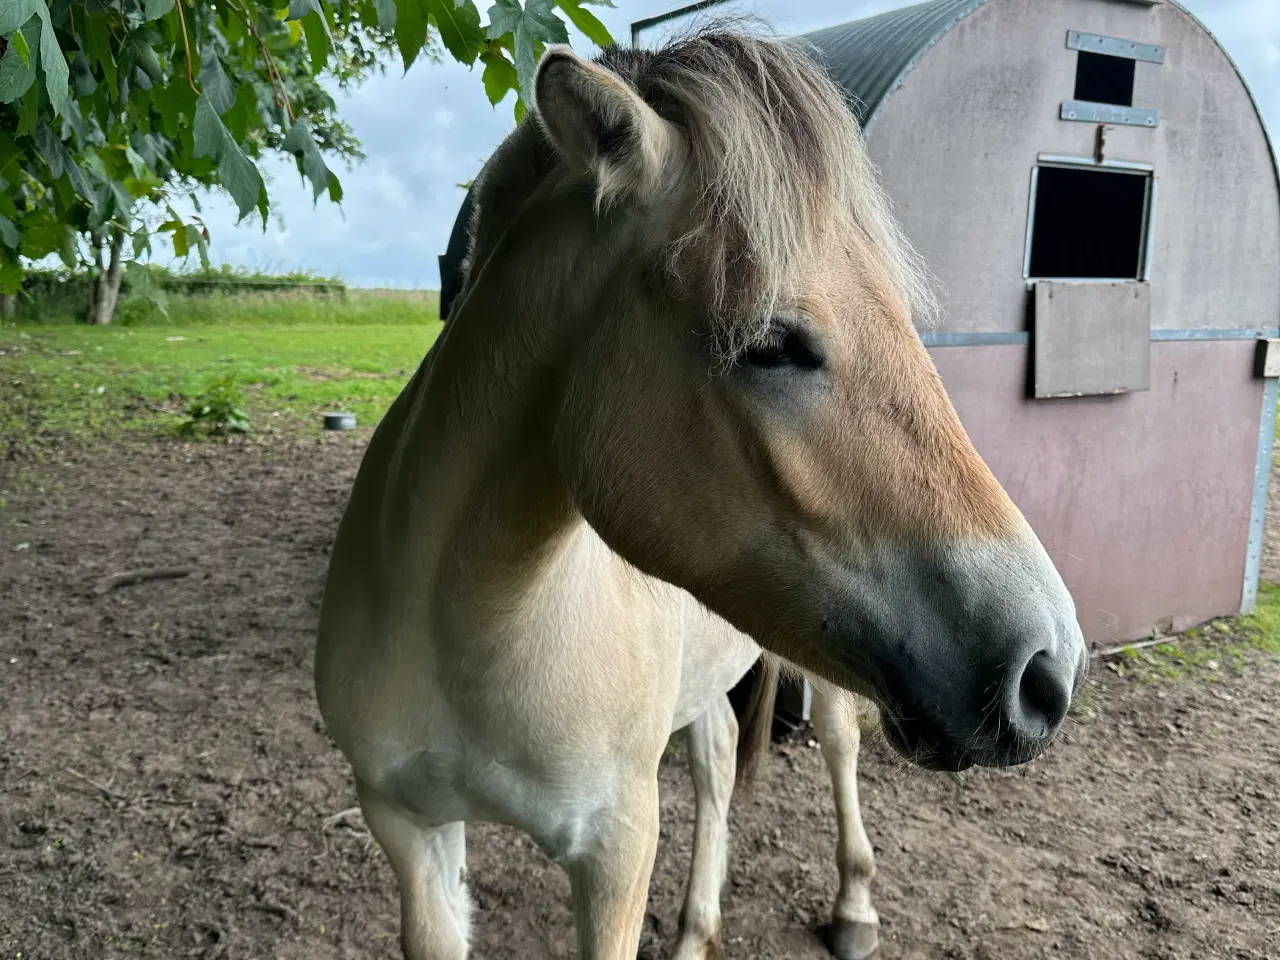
left=735, top=655, right=781, bottom=790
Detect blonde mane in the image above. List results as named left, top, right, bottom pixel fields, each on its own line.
left=600, top=24, right=939, bottom=353
left=462, top=25, right=940, bottom=357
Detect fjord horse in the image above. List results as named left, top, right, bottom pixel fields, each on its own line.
left=316, top=29, right=1085, bottom=960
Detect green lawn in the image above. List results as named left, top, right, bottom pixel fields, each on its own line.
left=0, top=290, right=442, bottom=460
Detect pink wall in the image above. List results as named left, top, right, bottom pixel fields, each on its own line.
left=930, top=340, right=1263, bottom=645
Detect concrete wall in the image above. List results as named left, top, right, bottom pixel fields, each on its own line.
left=868, top=0, right=1280, bottom=335
left=930, top=340, right=1264, bottom=645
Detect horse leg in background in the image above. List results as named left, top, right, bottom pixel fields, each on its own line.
left=356, top=781, right=472, bottom=960
left=810, top=681, right=880, bottom=960
left=673, top=693, right=738, bottom=960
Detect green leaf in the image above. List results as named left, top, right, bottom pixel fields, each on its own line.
left=54, top=232, right=76, bottom=270
left=17, top=82, right=37, bottom=134
left=0, top=0, right=36, bottom=37
left=150, top=77, right=197, bottom=131
left=193, top=94, right=265, bottom=220
left=144, top=0, right=176, bottom=20
left=288, top=0, right=325, bottom=22
left=302, top=11, right=331, bottom=73
left=70, top=50, right=96, bottom=97
left=486, top=0, right=568, bottom=104
left=0, top=213, right=18, bottom=249
left=124, top=144, right=148, bottom=179
left=130, top=36, right=164, bottom=86
left=123, top=173, right=162, bottom=198
left=106, top=177, right=134, bottom=220
left=198, top=44, right=236, bottom=116
left=11, top=27, right=30, bottom=65
left=224, top=81, right=257, bottom=142
left=62, top=98, right=89, bottom=142
left=374, top=0, right=397, bottom=30
left=33, top=2, right=68, bottom=115
left=219, top=136, right=265, bottom=221
left=0, top=31, right=36, bottom=102
left=0, top=257, right=21, bottom=295
left=192, top=223, right=210, bottom=270
left=33, top=124, right=95, bottom=204
left=25, top=221, right=79, bottom=270
left=327, top=170, right=342, bottom=203
left=555, top=0, right=611, bottom=48
left=429, top=0, right=484, bottom=64
left=131, top=227, right=149, bottom=259
left=480, top=50, right=518, bottom=106
left=82, top=10, right=117, bottom=97
left=282, top=118, right=331, bottom=199
left=170, top=222, right=189, bottom=257
left=394, top=0, right=429, bottom=71
left=193, top=95, right=223, bottom=160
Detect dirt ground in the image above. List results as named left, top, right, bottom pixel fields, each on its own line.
left=2, top=434, right=1278, bottom=960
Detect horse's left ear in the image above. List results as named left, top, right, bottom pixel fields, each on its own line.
left=534, top=45, right=678, bottom=207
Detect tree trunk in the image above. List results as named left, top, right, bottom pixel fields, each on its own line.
left=88, top=227, right=126, bottom=325
left=0, top=293, right=15, bottom=320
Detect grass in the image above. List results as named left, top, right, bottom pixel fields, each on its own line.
left=1102, top=581, right=1280, bottom=683
left=0, top=289, right=441, bottom=467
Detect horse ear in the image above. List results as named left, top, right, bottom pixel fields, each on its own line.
left=534, top=45, right=678, bottom=206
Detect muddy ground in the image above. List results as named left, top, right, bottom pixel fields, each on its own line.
left=1, top=434, right=1278, bottom=960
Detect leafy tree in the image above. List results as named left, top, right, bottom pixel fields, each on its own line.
left=0, top=0, right=611, bottom=322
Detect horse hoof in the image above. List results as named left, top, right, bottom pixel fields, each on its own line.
left=822, top=918, right=879, bottom=960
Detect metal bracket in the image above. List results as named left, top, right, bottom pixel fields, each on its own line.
left=1061, top=100, right=1159, bottom=127
left=1067, top=29, right=1166, bottom=63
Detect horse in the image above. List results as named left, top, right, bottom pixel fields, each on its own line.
left=314, top=28, right=1087, bottom=960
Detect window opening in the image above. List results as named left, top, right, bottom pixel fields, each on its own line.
left=1027, top=166, right=1151, bottom=280
left=1074, top=51, right=1135, bottom=106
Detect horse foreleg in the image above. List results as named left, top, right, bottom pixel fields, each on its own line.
left=810, top=681, right=880, bottom=960
left=356, top=781, right=472, bottom=960
left=673, top=693, right=738, bottom=959
left=565, top=780, right=661, bottom=960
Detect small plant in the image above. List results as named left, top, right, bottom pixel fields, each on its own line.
left=178, top=378, right=252, bottom=439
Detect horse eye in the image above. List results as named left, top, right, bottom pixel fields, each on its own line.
left=743, top=327, right=822, bottom=370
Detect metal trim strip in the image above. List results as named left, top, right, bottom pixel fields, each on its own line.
left=1242, top=376, right=1279, bottom=613
left=1150, top=328, right=1280, bottom=341
left=1066, top=29, right=1166, bottom=63
left=1061, top=100, right=1159, bottom=127
left=921, top=332, right=1029, bottom=346
left=921, top=329, right=1280, bottom=347
left=1036, top=153, right=1155, bottom=172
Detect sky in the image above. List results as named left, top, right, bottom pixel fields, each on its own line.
left=163, top=0, right=1280, bottom=289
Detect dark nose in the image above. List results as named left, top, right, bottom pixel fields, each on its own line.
left=1007, top=647, right=1074, bottom=744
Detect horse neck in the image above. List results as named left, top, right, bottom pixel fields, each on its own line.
left=395, top=242, right=598, bottom=601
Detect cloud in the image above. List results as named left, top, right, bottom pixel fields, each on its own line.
left=176, top=0, right=1280, bottom=290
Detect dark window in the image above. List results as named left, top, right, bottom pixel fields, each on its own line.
left=1028, top=166, right=1150, bottom=279
left=1074, top=51, right=1135, bottom=106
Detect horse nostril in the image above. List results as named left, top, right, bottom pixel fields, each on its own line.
left=1014, top=649, right=1072, bottom=740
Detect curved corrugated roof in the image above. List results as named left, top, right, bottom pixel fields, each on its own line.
left=796, top=0, right=989, bottom=130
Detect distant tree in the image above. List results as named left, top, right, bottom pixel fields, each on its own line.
left=0, top=0, right=611, bottom=322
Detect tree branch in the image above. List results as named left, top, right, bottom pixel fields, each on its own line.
left=175, top=0, right=200, bottom=95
